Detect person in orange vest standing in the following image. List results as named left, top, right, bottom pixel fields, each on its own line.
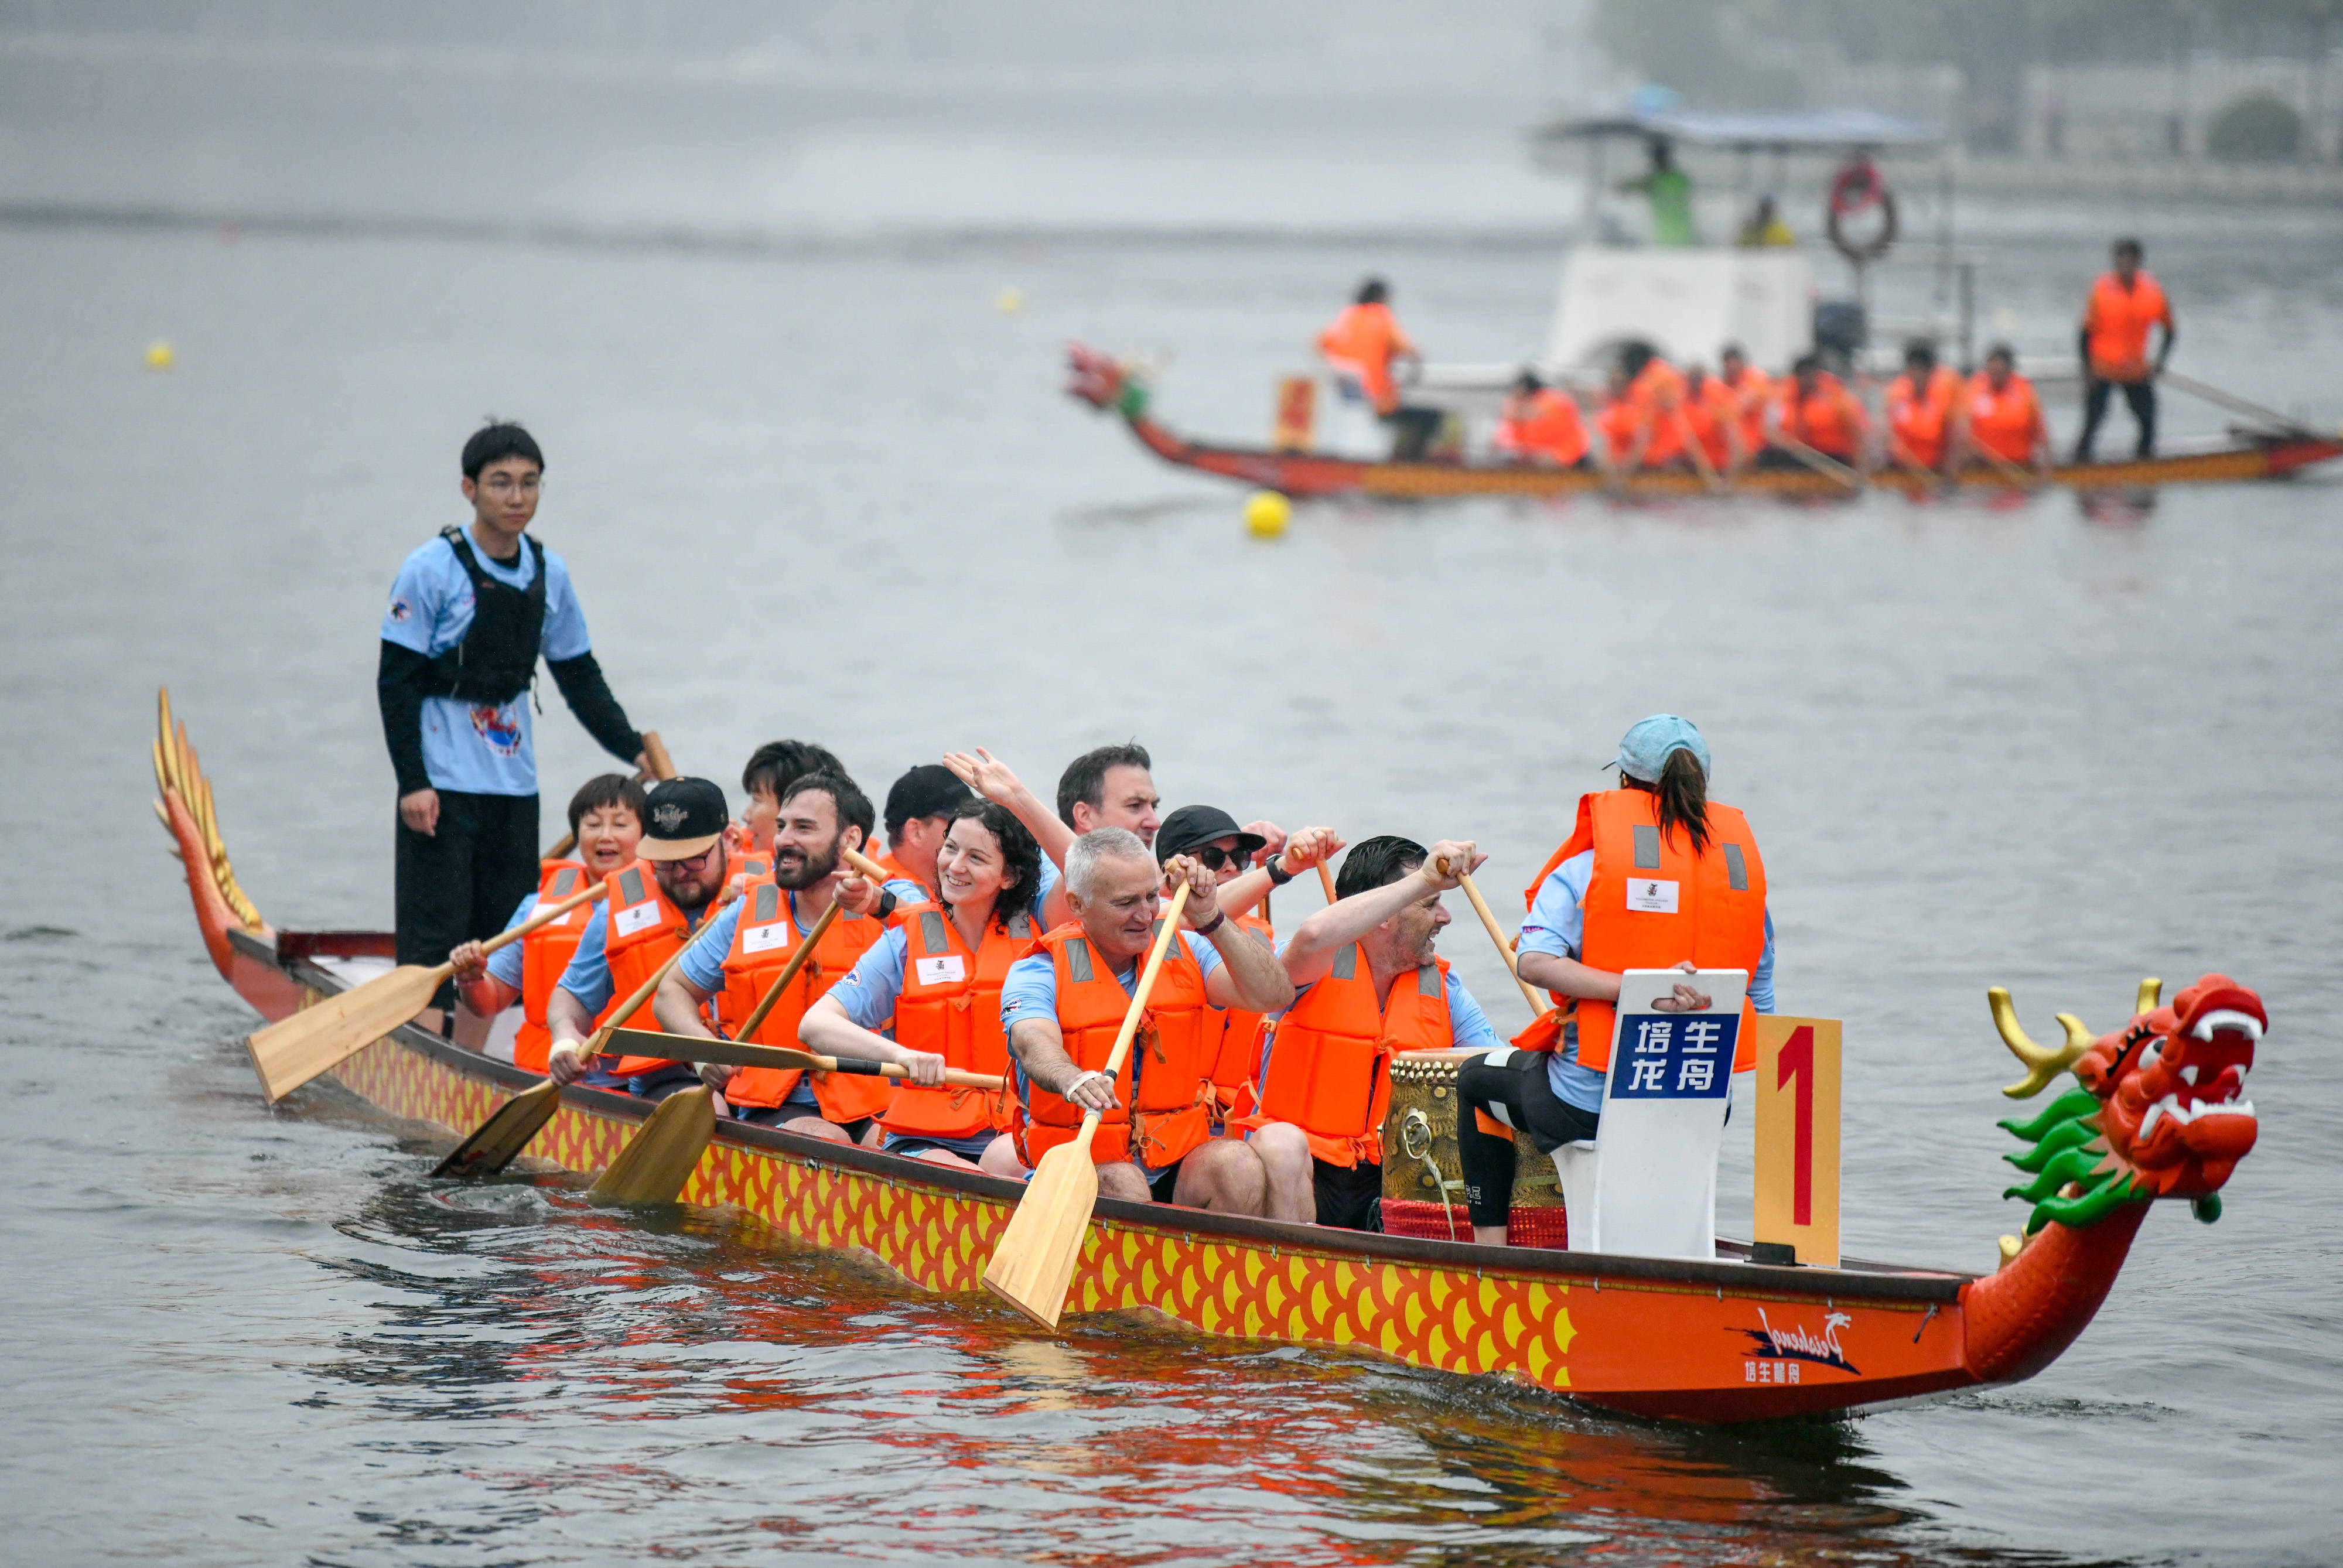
left=999, top=829, right=1296, bottom=1212
left=1491, top=371, right=1591, bottom=468
left=1248, top=835, right=1505, bottom=1231
left=1958, top=344, right=2052, bottom=476
left=1884, top=339, right=1962, bottom=474
left=448, top=772, right=645, bottom=1068
left=1457, top=716, right=1775, bottom=1248
left=1317, top=277, right=1441, bottom=461
left=2075, top=237, right=2175, bottom=462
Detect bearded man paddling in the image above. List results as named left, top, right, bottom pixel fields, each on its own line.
left=542, top=777, right=734, bottom=1098
left=657, top=771, right=928, bottom=1140
left=999, top=829, right=1296, bottom=1211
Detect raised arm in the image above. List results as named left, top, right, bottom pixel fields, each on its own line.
left=1282, top=838, right=1480, bottom=987
left=1215, top=825, right=1344, bottom=920
left=1170, top=854, right=1294, bottom=1014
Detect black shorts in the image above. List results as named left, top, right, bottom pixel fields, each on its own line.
left=735, top=1107, right=875, bottom=1145
left=394, top=789, right=541, bottom=1012
left=1313, top=1157, right=1382, bottom=1231
left=1454, top=1048, right=1602, bottom=1229
left=1147, top=1163, right=1181, bottom=1205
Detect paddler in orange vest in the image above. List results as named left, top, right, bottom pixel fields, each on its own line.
left=1614, top=342, right=1689, bottom=472
left=1317, top=276, right=1442, bottom=461
left=1884, top=339, right=1962, bottom=475
left=1763, top=354, right=1870, bottom=470
left=542, top=776, right=737, bottom=1098
left=2075, top=237, right=2174, bottom=462
left=655, top=771, right=929, bottom=1141
left=998, top=829, right=1296, bottom=1210
left=448, top=772, right=645, bottom=1070
left=1716, top=344, right=1774, bottom=466
left=1678, top=363, right=1746, bottom=475
left=873, top=763, right=975, bottom=899
left=1956, top=344, right=2052, bottom=477
left=793, top=798, right=1043, bottom=1171
left=1491, top=370, right=1591, bottom=469
left=1457, top=716, right=1775, bottom=1246
left=1251, top=835, right=1505, bottom=1231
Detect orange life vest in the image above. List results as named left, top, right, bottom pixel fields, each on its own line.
left=1522, top=789, right=1768, bottom=1074
left=1013, top=923, right=1215, bottom=1170
left=1205, top=910, right=1274, bottom=1118
left=515, top=859, right=592, bottom=1073
left=2084, top=271, right=2171, bottom=382
left=1777, top=373, right=1867, bottom=460
left=1254, top=945, right=1450, bottom=1167
left=882, top=903, right=1037, bottom=1141
left=1317, top=302, right=1415, bottom=415
left=1494, top=389, right=1589, bottom=467
left=1596, top=399, right=1639, bottom=465
left=593, top=860, right=709, bottom=1078
left=1965, top=373, right=2044, bottom=464
left=1680, top=377, right=1737, bottom=471
left=1887, top=365, right=1961, bottom=469
left=1719, top=365, right=1773, bottom=457
left=1627, top=358, right=1688, bottom=466
left=713, top=878, right=898, bottom=1121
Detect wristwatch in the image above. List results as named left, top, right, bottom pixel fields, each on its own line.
left=1263, top=857, right=1296, bottom=887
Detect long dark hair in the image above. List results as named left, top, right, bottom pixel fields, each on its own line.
left=947, top=798, right=1041, bottom=930
left=1625, top=749, right=1711, bottom=856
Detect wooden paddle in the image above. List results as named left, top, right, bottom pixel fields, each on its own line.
left=1437, top=854, right=1546, bottom=1016
left=1316, top=861, right=1338, bottom=903
left=1674, top=408, right=1729, bottom=494
left=244, top=878, right=607, bottom=1104
left=1968, top=440, right=2044, bottom=490
left=1767, top=431, right=1866, bottom=490
left=430, top=926, right=702, bottom=1179
left=609, top=1031, right=1006, bottom=1091
left=983, top=882, right=1191, bottom=1330
left=2158, top=369, right=2318, bottom=438
left=544, top=730, right=674, bottom=860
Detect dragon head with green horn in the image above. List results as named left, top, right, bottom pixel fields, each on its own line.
left=1988, top=975, right=2267, bottom=1253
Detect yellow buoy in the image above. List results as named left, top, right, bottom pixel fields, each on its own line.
left=1244, top=490, right=1290, bottom=539
left=144, top=339, right=175, bottom=371
left=995, top=287, right=1025, bottom=315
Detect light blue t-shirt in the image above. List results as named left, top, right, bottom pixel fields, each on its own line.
left=1519, top=849, right=1777, bottom=1112
left=485, top=891, right=538, bottom=988
left=381, top=529, right=594, bottom=797
left=673, top=879, right=930, bottom=997
left=1254, top=944, right=1502, bottom=1086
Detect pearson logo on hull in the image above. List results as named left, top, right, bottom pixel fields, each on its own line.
left=1735, top=1306, right=1859, bottom=1375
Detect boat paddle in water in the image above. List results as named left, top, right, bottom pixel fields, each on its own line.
left=983, top=881, right=1190, bottom=1330
left=244, top=877, right=607, bottom=1104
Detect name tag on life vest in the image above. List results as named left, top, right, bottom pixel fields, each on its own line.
left=914, top=955, right=967, bottom=986
left=1627, top=879, right=1679, bottom=914
left=742, top=921, right=793, bottom=955
left=613, top=900, right=663, bottom=938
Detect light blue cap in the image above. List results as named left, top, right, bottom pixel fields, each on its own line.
left=1606, top=714, right=1710, bottom=784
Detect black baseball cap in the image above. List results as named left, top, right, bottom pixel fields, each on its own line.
left=1154, top=805, right=1265, bottom=865
left=884, top=763, right=975, bottom=838
left=637, top=777, right=728, bottom=861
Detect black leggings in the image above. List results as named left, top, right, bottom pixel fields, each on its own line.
left=1454, top=1049, right=1601, bottom=1228
left=2077, top=377, right=2156, bottom=460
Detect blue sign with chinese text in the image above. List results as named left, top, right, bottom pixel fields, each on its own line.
left=1606, top=1012, right=1739, bottom=1099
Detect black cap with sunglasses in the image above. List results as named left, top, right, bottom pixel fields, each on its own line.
left=1154, top=805, right=1266, bottom=873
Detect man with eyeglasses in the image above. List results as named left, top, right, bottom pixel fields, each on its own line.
left=544, top=777, right=735, bottom=1098
left=378, top=420, right=650, bottom=1034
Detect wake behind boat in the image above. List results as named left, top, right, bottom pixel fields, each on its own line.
left=156, top=694, right=2273, bottom=1424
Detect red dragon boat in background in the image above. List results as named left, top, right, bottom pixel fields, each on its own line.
left=155, top=691, right=2270, bottom=1423
left=1065, top=343, right=2342, bottom=501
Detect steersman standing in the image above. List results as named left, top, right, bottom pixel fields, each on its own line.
left=377, top=421, right=648, bottom=1027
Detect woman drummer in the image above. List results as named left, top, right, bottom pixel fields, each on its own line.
left=1456, top=715, right=1775, bottom=1245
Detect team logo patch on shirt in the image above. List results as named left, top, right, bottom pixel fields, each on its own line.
left=469, top=703, right=524, bottom=756
left=915, top=955, right=968, bottom=986
left=388, top=597, right=411, bottom=623
left=1627, top=879, right=1679, bottom=914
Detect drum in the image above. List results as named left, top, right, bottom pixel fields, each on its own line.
left=1380, top=1047, right=1567, bottom=1247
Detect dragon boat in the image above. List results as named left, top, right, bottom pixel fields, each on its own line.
left=154, top=692, right=2271, bottom=1424
left=1065, top=344, right=2342, bottom=501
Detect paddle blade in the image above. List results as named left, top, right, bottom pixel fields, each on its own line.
left=588, top=1086, right=716, bottom=1204
left=432, top=1078, right=562, bottom=1178
left=981, top=1137, right=1102, bottom=1330
left=244, top=964, right=445, bottom=1103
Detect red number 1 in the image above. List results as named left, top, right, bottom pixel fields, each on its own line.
left=1777, top=1026, right=1815, bottom=1226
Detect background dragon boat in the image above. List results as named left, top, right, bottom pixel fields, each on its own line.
left=1066, top=343, right=2343, bottom=501
left=155, top=692, right=2270, bottom=1424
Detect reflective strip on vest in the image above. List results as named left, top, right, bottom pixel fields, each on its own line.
left=1634, top=825, right=1662, bottom=870
left=1331, top=944, right=1358, bottom=980
left=1067, top=938, right=1094, bottom=983
left=919, top=910, right=947, bottom=951
left=753, top=882, right=779, bottom=924
left=1724, top=842, right=1748, bottom=891
left=617, top=867, right=645, bottom=907
left=548, top=866, right=581, bottom=899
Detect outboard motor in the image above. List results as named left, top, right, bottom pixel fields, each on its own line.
left=1813, top=300, right=1867, bottom=374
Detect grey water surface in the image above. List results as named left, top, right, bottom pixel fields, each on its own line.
left=4, top=51, right=2342, bottom=1567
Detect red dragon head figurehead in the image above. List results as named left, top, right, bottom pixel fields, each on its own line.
left=1990, top=975, right=2267, bottom=1234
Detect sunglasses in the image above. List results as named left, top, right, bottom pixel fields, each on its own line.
left=1191, top=844, right=1252, bottom=872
